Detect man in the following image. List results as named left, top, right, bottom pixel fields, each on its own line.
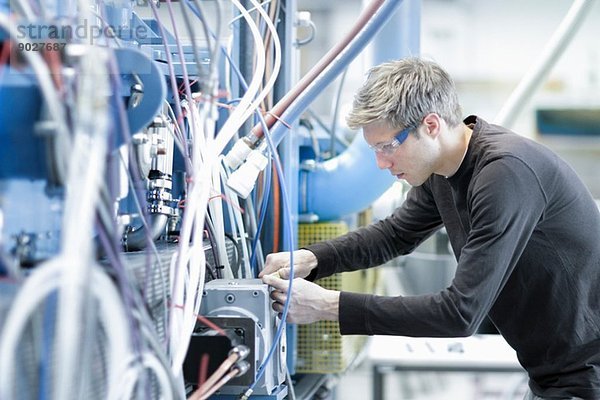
left=260, top=58, right=600, bottom=399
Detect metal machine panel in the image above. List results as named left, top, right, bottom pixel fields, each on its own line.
left=198, top=279, right=286, bottom=396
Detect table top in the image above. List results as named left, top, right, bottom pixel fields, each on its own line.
left=368, top=334, right=523, bottom=371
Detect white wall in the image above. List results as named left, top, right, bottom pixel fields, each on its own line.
left=421, top=0, right=600, bottom=136
left=298, top=0, right=600, bottom=136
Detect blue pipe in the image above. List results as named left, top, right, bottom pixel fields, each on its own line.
left=301, top=133, right=396, bottom=221
left=262, top=0, right=405, bottom=220
left=304, top=0, right=420, bottom=220
left=371, top=0, right=420, bottom=65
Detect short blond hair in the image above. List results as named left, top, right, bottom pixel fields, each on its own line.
left=346, top=58, right=463, bottom=131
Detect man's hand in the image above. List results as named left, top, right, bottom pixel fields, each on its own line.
left=259, top=249, right=318, bottom=280
left=261, top=275, right=340, bottom=325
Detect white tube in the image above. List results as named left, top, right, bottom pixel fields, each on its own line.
left=169, top=104, right=214, bottom=377
left=208, top=156, right=232, bottom=277
left=0, top=260, right=132, bottom=400
left=220, top=163, right=252, bottom=278
left=113, top=352, right=175, bottom=400
left=494, top=0, right=595, bottom=128
left=238, top=0, right=282, bottom=125
left=219, top=160, right=246, bottom=276
left=54, top=48, right=112, bottom=400
left=0, top=260, right=62, bottom=400
left=92, top=267, right=135, bottom=398
left=213, top=0, right=266, bottom=155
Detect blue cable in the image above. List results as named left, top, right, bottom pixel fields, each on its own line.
left=246, top=108, right=295, bottom=396
left=249, top=156, right=271, bottom=276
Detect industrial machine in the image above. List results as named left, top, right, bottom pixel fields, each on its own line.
left=0, top=0, right=419, bottom=398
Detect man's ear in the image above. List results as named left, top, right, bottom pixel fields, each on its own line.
left=422, top=113, right=442, bottom=138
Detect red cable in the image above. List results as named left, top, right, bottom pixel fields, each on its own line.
left=195, top=314, right=227, bottom=336
left=172, top=304, right=227, bottom=336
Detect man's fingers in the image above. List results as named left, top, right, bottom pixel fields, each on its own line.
left=259, top=267, right=291, bottom=280
left=270, top=290, right=287, bottom=303
left=272, top=301, right=284, bottom=313
left=277, top=268, right=291, bottom=280
left=258, top=266, right=276, bottom=278
left=261, top=274, right=289, bottom=291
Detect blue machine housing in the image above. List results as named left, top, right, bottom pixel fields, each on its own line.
left=0, top=69, right=47, bottom=179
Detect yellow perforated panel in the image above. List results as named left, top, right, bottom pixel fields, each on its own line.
left=296, top=221, right=377, bottom=373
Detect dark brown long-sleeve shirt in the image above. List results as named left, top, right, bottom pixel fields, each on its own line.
left=305, top=116, right=600, bottom=398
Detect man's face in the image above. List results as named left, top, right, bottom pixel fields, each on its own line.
left=362, top=121, right=440, bottom=187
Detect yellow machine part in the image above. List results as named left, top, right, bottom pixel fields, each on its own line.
left=296, top=220, right=378, bottom=373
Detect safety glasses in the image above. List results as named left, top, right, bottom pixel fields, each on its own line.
left=368, top=126, right=411, bottom=155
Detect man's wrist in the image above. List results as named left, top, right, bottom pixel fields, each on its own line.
left=321, top=290, right=340, bottom=322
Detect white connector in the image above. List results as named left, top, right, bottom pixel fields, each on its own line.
left=224, top=138, right=253, bottom=170
left=227, top=150, right=269, bottom=199
left=296, top=11, right=312, bottom=27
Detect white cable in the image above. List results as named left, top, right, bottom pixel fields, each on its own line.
left=217, top=0, right=282, bottom=159
left=0, top=260, right=133, bottom=400
left=208, top=132, right=233, bottom=278
left=244, top=0, right=282, bottom=119
left=494, top=0, right=595, bottom=128
left=168, top=249, right=185, bottom=363
left=0, top=259, right=61, bottom=400
left=169, top=102, right=214, bottom=377
left=52, top=46, right=112, bottom=400
left=242, top=186, right=264, bottom=272
left=220, top=162, right=252, bottom=278
left=92, top=266, right=136, bottom=398
left=166, top=46, right=217, bottom=380
left=213, top=0, right=266, bottom=155
left=222, top=0, right=282, bottom=135
left=114, top=352, right=175, bottom=400
left=224, top=34, right=234, bottom=108
left=219, top=159, right=245, bottom=276
left=163, top=100, right=191, bottom=171
left=228, top=0, right=274, bottom=25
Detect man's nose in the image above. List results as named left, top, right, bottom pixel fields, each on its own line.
left=375, top=152, right=392, bottom=169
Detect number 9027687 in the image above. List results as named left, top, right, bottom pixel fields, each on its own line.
left=17, top=42, right=66, bottom=52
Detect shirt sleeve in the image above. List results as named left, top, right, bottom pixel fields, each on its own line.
left=304, top=181, right=444, bottom=281
left=339, top=157, right=547, bottom=336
